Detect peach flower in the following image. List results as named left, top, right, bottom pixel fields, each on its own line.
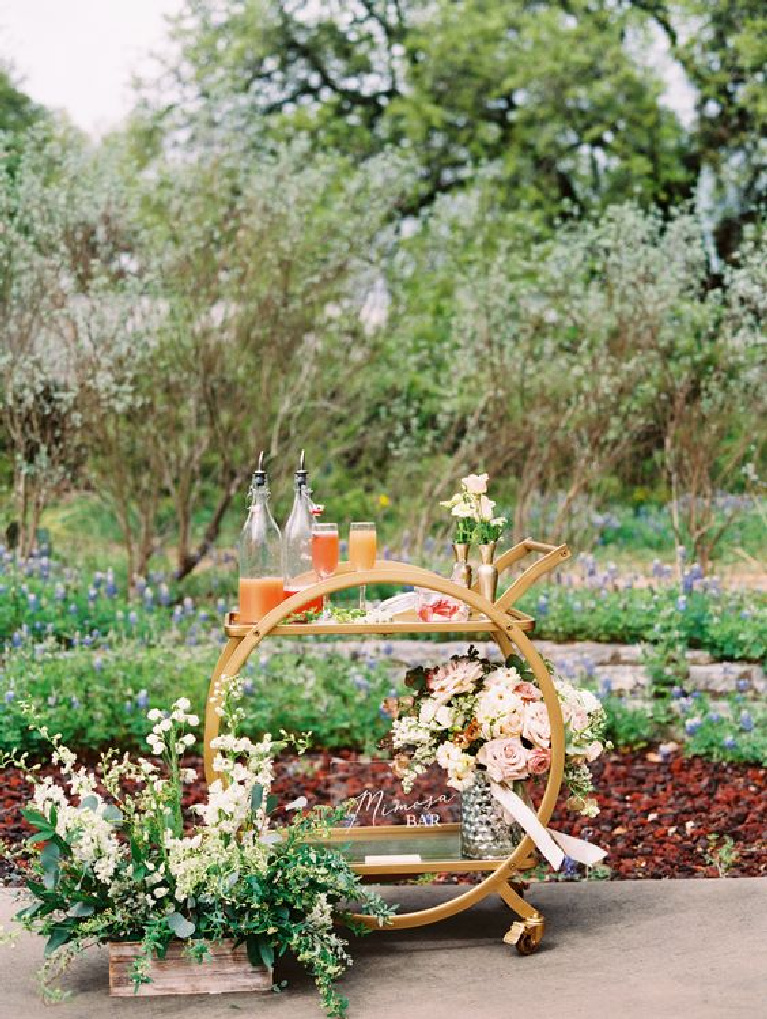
left=476, top=737, right=529, bottom=783
left=527, top=747, right=551, bottom=775
left=514, top=681, right=542, bottom=702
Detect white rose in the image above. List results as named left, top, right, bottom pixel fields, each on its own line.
left=462, top=473, right=489, bottom=495
left=451, top=499, right=474, bottom=518
left=434, top=704, right=453, bottom=729
left=580, top=690, right=601, bottom=714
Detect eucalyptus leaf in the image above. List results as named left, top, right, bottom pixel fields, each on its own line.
left=166, top=912, right=195, bottom=939
left=250, top=783, right=264, bottom=813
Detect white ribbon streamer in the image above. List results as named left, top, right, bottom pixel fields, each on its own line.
left=489, top=781, right=607, bottom=871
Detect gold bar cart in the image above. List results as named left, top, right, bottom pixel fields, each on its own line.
left=204, top=539, right=571, bottom=956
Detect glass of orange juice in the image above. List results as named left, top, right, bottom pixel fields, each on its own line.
left=349, top=522, right=377, bottom=612
left=312, top=522, right=339, bottom=613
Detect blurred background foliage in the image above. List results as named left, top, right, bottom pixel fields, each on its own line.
left=0, top=0, right=765, bottom=581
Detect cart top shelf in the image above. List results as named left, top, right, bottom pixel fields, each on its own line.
left=224, top=607, right=535, bottom=638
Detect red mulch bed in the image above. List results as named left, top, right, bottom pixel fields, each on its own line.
left=2, top=749, right=765, bottom=883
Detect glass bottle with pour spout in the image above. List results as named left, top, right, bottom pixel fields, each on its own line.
left=238, top=452, right=285, bottom=622
left=283, top=450, right=323, bottom=613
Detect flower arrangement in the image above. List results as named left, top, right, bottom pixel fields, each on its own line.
left=1, top=689, right=391, bottom=1018
left=440, top=473, right=508, bottom=546
left=387, top=648, right=608, bottom=818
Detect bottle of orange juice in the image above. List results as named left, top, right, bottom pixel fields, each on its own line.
left=238, top=452, right=284, bottom=623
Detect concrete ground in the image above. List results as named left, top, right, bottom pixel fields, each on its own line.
left=1, top=879, right=765, bottom=1019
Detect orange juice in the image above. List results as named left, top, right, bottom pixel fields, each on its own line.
left=311, top=531, right=339, bottom=578
left=284, top=586, right=324, bottom=614
left=349, top=528, right=377, bottom=570
left=239, top=577, right=285, bottom=622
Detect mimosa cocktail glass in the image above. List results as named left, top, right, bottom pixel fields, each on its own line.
left=349, top=522, right=377, bottom=612
left=311, top=522, right=339, bottom=614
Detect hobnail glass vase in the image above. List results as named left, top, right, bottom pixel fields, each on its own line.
left=460, top=771, right=523, bottom=860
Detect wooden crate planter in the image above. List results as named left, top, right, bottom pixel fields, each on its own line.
left=108, top=940, right=272, bottom=997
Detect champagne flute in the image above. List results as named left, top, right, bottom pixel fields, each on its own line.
left=349, top=522, right=377, bottom=613
left=311, top=522, right=339, bottom=615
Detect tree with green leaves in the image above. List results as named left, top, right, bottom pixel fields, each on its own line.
left=157, top=0, right=692, bottom=216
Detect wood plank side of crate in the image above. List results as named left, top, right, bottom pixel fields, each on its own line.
left=108, top=940, right=272, bottom=996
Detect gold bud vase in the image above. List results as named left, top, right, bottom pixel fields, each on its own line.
left=477, top=542, right=498, bottom=603
left=451, top=542, right=472, bottom=589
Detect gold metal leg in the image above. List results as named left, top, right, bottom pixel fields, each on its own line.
left=498, top=880, right=545, bottom=955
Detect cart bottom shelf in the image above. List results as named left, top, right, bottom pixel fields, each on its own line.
left=315, top=823, right=535, bottom=876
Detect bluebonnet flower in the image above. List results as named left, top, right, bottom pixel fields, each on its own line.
left=584, top=658, right=595, bottom=678
left=71, top=696, right=80, bottom=709
left=83, top=635, right=92, bottom=648
left=691, top=690, right=702, bottom=700
left=740, top=610, right=752, bottom=620
left=599, top=678, right=612, bottom=698
left=736, top=678, right=750, bottom=693
left=87, top=586, right=98, bottom=604
left=676, top=595, right=687, bottom=612
left=11, top=631, right=21, bottom=649
left=682, top=572, right=694, bottom=595
left=136, top=689, right=148, bottom=709
left=563, top=856, right=579, bottom=879
left=425, top=537, right=436, bottom=553
left=4, top=689, right=14, bottom=704
left=707, top=711, right=720, bottom=723
left=382, top=643, right=393, bottom=657
left=676, top=545, right=686, bottom=563
left=537, top=594, right=549, bottom=617
left=685, top=718, right=702, bottom=736
left=135, top=577, right=147, bottom=595
left=339, top=539, right=348, bottom=557
left=243, top=679, right=254, bottom=695
left=69, top=603, right=78, bottom=616
left=28, top=592, right=38, bottom=611
left=128, top=610, right=138, bottom=626
left=198, top=609, right=209, bottom=622
left=72, top=633, right=80, bottom=647
left=34, top=621, right=43, bottom=631
left=173, top=604, right=183, bottom=623
left=48, top=695, right=57, bottom=707
left=739, top=711, right=754, bottom=733
left=94, top=656, right=103, bottom=672
left=54, top=583, right=65, bottom=601
left=722, top=736, right=736, bottom=750
left=216, top=598, right=226, bottom=614
left=106, top=569, right=117, bottom=598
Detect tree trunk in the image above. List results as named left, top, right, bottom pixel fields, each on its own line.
left=174, top=467, right=245, bottom=581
